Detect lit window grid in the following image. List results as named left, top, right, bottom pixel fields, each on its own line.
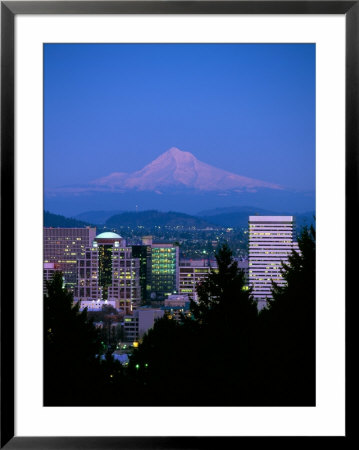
left=44, top=227, right=96, bottom=290
left=248, top=217, right=297, bottom=303
left=179, top=266, right=219, bottom=301
left=74, top=243, right=141, bottom=312
left=150, top=245, right=179, bottom=298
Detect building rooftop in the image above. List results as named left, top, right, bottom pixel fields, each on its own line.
left=249, top=216, right=294, bottom=222
left=95, top=231, right=122, bottom=239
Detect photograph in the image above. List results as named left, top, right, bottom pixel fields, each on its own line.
left=43, top=43, right=316, bottom=407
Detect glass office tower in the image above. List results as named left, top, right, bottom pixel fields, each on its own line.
left=75, top=232, right=140, bottom=313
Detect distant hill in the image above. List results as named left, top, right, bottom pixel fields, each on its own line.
left=197, top=205, right=275, bottom=217
left=198, top=206, right=277, bottom=227
left=44, top=211, right=95, bottom=228
left=74, top=210, right=123, bottom=224
left=198, top=206, right=315, bottom=230
left=45, top=208, right=315, bottom=231
left=106, top=210, right=218, bottom=229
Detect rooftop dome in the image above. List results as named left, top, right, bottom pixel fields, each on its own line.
left=95, top=232, right=122, bottom=240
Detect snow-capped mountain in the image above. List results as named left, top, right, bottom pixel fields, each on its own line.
left=90, top=147, right=282, bottom=193
left=45, top=147, right=315, bottom=215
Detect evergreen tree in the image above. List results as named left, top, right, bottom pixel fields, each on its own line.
left=128, top=315, right=186, bottom=404
left=44, top=272, right=103, bottom=405
left=190, top=243, right=258, bottom=403
left=191, top=242, right=257, bottom=331
left=129, top=244, right=259, bottom=405
left=257, top=225, right=316, bottom=405
left=126, top=231, right=315, bottom=407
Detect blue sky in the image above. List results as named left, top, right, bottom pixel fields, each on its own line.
left=44, top=43, right=315, bottom=193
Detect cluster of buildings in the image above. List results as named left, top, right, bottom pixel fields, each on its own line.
left=43, top=215, right=299, bottom=343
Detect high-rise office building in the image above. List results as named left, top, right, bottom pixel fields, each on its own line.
left=131, top=242, right=152, bottom=304
left=43, top=262, right=61, bottom=294
left=74, top=232, right=140, bottom=313
left=179, top=258, right=249, bottom=302
left=138, top=236, right=179, bottom=303
left=150, top=241, right=179, bottom=303
left=179, top=259, right=218, bottom=302
left=43, top=227, right=97, bottom=291
left=248, top=216, right=299, bottom=310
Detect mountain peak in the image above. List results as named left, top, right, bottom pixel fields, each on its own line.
left=160, top=147, right=198, bottom=166
left=163, top=147, right=195, bottom=160
left=167, top=146, right=183, bottom=154
left=89, top=147, right=283, bottom=192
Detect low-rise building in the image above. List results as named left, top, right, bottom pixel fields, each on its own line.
left=163, top=294, right=191, bottom=321
left=78, top=300, right=116, bottom=312
left=123, top=308, right=164, bottom=342
left=234, top=258, right=249, bottom=285
left=164, top=294, right=190, bottom=307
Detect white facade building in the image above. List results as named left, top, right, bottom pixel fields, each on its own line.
left=78, top=300, right=116, bottom=312
left=248, top=216, right=299, bottom=310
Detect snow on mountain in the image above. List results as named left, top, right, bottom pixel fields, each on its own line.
left=90, top=147, right=282, bottom=192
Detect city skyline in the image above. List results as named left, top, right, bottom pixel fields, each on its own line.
left=44, top=213, right=301, bottom=312
left=43, top=211, right=315, bottom=407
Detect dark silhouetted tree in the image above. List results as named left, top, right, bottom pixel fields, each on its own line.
left=191, top=243, right=257, bottom=329
left=44, top=272, right=104, bottom=405
left=257, top=225, right=316, bottom=405
left=119, top=229, right=315, bottom=407
left=129, top=244, right=258, bottom=405
left=190, top=243, right=258, bottom=403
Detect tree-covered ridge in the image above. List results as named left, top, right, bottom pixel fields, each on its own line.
left=44, top=210, right=95, bottom=228
left=106, top=210, right=217, bottom=229
left=199, top=207, right=315, bottom=230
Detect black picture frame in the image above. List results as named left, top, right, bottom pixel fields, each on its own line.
left=1, top=1, right=355, bottom=448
